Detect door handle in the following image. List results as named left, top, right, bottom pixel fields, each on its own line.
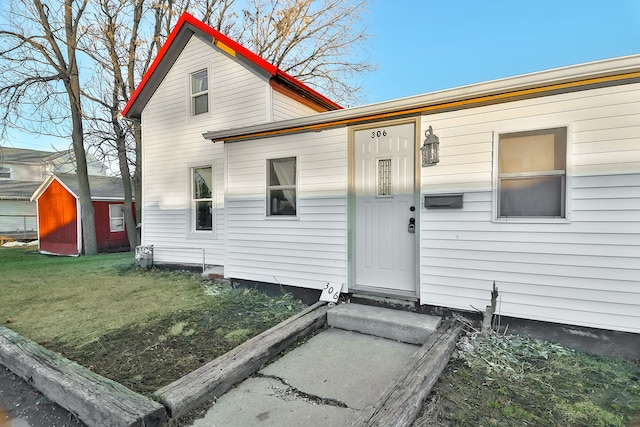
left=408, top=217, right=415, bottom=233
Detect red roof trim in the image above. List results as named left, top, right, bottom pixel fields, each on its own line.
left=122, top=12, right=341, bottom=117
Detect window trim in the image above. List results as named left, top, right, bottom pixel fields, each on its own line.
left=266, top=156, right=299, bottom=219
left=188, top=164, right=215, bottom=237
left=492, top=125, right=572, bottom=223
left=109, top=204, right=125, bottom=233
left=188, top=67, right=210, bottom=118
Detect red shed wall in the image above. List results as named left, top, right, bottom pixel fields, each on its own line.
left=38, top=180, right=78, bottom=255
left=93, top=201, right=134, bottom=252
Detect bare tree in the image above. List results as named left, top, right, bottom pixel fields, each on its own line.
left=81, top=0, right=146, bottom=250
left=146, top=0, right=372, bottom=105
left=238, top=0, right=373, bottom=105
left=0, top=0, right=99, bottom=255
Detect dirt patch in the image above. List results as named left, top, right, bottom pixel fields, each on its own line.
left=43, top=287, right=306, bottom=397
left=413, top=328, right=640, bottom=427
left=0, top=365, right=86, bottom=427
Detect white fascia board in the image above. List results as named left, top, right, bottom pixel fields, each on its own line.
left=203, top=54, right=640, bottom=142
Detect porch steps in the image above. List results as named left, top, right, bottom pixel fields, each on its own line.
left=327, top=303, right=441, bottom=344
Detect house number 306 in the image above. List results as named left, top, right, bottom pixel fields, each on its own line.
left=371, top=130, right=387, bottom=138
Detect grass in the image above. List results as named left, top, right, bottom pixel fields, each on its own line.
left=0, top=246, right=307, bottom=396
left=414, top=329, right=640, bottom=427
left=1, top=246, right=216, bottom=347
left=3, top=246, right=639, bottom=425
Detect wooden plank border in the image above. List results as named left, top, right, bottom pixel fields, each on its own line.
left=353, top=318, right=464, bottom=427
left=154, top=301, right=328, bottom=419
left=0, top=326, right=167, bottom=427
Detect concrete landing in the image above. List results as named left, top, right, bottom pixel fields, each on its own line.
left=327, top=303, right=441, bottom=344
left=189, top=328, right=418, bottom=427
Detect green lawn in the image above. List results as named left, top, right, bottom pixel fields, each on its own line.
left=0, top=246, right=307, bottom=395
left=0, top=246, right=221, bottom=347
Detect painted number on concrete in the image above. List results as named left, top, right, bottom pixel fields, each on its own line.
left=320, top=283, right=340, bottom=303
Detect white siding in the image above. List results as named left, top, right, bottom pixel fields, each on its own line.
left=272, top=89, right=318, bottom=121
left=226, top=128, right=348, bottom=290
left=419, top=83, right=640, bottom=334
left=141, top=34, right=329, bottom=268
left=4, top=163, right=43, bottom=182
left=141, top=35, right=271, bottom=266
left=0, top=200, right=37, bottom=233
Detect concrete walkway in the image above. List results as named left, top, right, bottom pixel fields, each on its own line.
left=189, top=328, right=419, bottom=426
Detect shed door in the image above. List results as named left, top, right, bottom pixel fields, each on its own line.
left=354, top=122, right=416, bottom=296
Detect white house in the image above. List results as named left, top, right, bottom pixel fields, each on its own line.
left=0, top=147, right=107, bottom=238
left=125, top=13, right=640, bottom=335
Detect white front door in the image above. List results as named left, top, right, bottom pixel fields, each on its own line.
left=353, top=122, right=416, bottom=296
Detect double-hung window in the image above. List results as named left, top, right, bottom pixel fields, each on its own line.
left=497, top=127, right=567, bottom=219
left=267, top=157, right=297, bottom=216
left=192, top=166, right=213, bottom=231
left=109, top=204, right=125, bottom=232
left=0, top=167, right=10, bottom=179
left=191, top=69, right=208, bottom=116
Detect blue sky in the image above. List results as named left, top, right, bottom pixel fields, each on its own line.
left=4, top=0, right=640, bottom=150
left=363, top=0, right=640, bottom=104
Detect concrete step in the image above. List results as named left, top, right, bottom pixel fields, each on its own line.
left=327, top=303, right=441, bottom=344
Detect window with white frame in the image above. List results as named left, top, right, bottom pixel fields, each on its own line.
left=192, top=166, right=213, bottom=231
left=497, top=127, right=567, bottom=218
left=267, top=157, right=297, bottom=216
left=0, top=167, right=10, bottom=179
left=109, top=204, right=125, bottom=232
left=190, top=69, right=208, bottom=116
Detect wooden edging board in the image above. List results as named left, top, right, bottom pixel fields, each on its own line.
left=0, top=326, right=167, bottom=427
left=154, top=300, right=329, bottom=419
left=352, top=318, right=464, bottom=427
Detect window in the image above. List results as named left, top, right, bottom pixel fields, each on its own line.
left=378, top=159, right=392, bottom=196
left=267, top=157, right=297, bottom=216
left=109, top=204, right=125, bottom=232
left=0, top=167, right=10, bottom=179
left=191, top=69, right=208, bottom=115
left=497, top=127, right=567, bottom=218
left=192, top=166, right=213, bottom=231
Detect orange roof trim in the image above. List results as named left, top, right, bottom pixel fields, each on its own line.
left=122, top=12, right=341, bottom=117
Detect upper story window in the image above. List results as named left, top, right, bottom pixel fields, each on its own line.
left=267, top=157, right=297, bottom=216
left=0, top=167, right=10, bottom=179
left=192, top=166, right=213, bottom=231
left=191, top=69, right=209, bottom=116
left=497, top=127, right=567, bottom=219
left=109, top=204, right=125, bottom=232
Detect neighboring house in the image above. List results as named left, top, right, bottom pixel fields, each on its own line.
left=124, top=13, right=640, bottom=335
left=30, top=174, right=134, bottom=255
left=0, top=147, right=107, bottom=239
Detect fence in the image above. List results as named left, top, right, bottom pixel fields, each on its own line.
left=0, top=214, right=37, bottom=240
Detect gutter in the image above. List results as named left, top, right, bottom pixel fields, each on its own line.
left=203, top=54, right=640, bottom=143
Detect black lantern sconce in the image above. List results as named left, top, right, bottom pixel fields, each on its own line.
left=421, top=125, right=440, bottom=167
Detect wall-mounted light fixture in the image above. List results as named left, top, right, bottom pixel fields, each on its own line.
left=421, top=125, right=440, bottom=167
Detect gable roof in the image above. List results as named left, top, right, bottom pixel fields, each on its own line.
left=122, top=12, right=341, bottom=119
left=0, top=147, right=72, bottom=166
left=0, top=180, right=42, bottom=200
left=31, top=174, right=131, bottom=202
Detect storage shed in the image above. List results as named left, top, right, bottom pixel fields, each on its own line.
left=31, top=174, right=134, bottom=255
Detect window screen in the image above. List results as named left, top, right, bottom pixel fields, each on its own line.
left=267, top=157, right=297, bottom=216
left=109, top=204, right=125, bottom=232
left=191, top=69, right=208, bottom=115
left=193, top=166, right=213, bottom=230
left=498, top=128, right=567, bottom=218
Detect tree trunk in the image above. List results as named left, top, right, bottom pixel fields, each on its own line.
left=133, top=121, right=142, bottom=246
left=114, top=130, right=137, bottom=251
left=64, top=0, right=97, bottom=255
